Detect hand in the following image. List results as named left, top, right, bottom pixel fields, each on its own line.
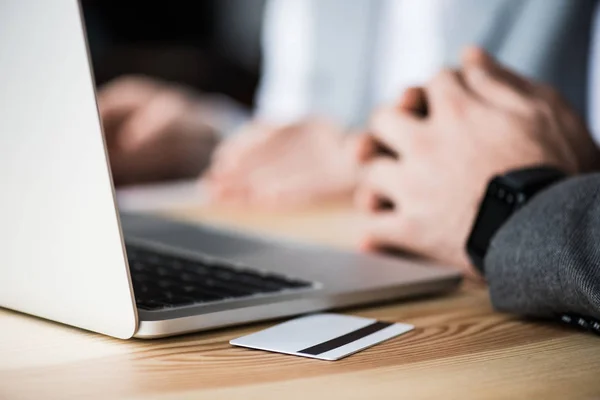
left=98, top=76, right=220, bottom=186
left=357, top=47, right=599, bottom=277
left=205, top=119, right=361, bottom=207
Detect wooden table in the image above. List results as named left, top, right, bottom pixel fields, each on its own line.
left=2, top=203, right=600, bottom=400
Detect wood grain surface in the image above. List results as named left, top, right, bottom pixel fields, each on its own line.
left=2, top=203, right=599, bottom=400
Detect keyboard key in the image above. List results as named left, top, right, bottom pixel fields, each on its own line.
left=137, top=299, right=168, bottom=311
left=181, top=262, right=211, bottom=275
left=262, top=273, right=311, bottom=288
left=126, top=243, right=315, bottom=310
left=286, top=280, right=313, bottom=288
left=129, top=261, right=146, bottom=272
left=181, top=286, right=227, bottom=302
left=202, top=278, right=256, bottom=297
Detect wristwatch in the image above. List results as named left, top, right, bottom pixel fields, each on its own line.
left=466, top=166, right=567, bottom=275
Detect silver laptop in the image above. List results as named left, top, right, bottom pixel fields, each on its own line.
left=0, top=0, right=461, bottom=339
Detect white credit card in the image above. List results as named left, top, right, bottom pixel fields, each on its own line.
left=230, top=313, right=414, bottom=361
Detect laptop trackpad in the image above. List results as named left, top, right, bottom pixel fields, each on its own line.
left=119, top=212, right=267, bottom=258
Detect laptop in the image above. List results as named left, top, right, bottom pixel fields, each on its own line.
left=0, top=0, right=461, bottom=339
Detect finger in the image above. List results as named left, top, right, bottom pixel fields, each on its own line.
left=354, top=185, right=379, bottom=211
left=369, top=105, right=421, bottom=155
left=210, top=147, right=292, bottom=201
left=115, top=89, right=190, bottom=151
left=98, top=78, right=163, bottom=147
left=461, top=47, right=533, bottom=111
left=462, top=64, right=532, bottom=112
left=209, top=122, right=283, bottom=178
left=243, top=143, right=354, bottom=206
left=425, top=68, right=471, bottom=116
left=97, top=76, right=161, bottom=123
left=355, top=185, right=395, bottom=212
left=212, top=119, right=328, bottom=181
left=240, top=169, right=329, bottom=208
left=354, top=133, right=376, bottom=164
left=247, top=182, right=317, bottom=208
left=360, top=213, right=412, bottom=252
left=462, top=46, right=534, bottom=93
left=355, top=132, right=399, bottom=164
left=360, top=158, right=400, bottom=203
left=397, top=87, right=428, bottom=117
left=212, top=121, right=276, bottom=161
left=205, top=179, right=250, bottom=205
left=360, top=87, right=428, bottom=162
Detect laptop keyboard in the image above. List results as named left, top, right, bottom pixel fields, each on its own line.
left=126, top=244, right=315, bottom=311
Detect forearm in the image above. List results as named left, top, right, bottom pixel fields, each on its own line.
left=485, top=174, right=600, bottom=320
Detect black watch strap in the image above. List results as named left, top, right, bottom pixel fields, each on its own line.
left=467, top=166, right=567, bottom=275
left=501, top=167, right=568, bottom=194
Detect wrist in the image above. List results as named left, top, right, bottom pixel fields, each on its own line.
left=172, top=123, right=221, bottom=179
left=466, top=166, right=567, bottom=276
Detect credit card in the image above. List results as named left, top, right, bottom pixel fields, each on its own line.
left=230, top=313, right=414, bottom=361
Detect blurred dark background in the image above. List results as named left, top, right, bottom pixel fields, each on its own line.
left=81, top=0, right=265, bottom=107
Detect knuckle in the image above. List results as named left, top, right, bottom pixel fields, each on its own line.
left=446, top=96, right=470, bottom=117
left=157, top=89, right=191, bottom=112
left=398, top=214, right=419, bottom=241
left=517, top=97, right=543, bottom=122
left=428, top=68, right=467, bottom=110
left=539, top=84, right=561, bottom=103
left=427, top=73, right=442, bottom=92
left=535, top=85, right=567, bottom=115
left=431, top=68, right=456, bottom=85
left=371, top=107, right=403, bottom=143
left=366, top=159, right=394, bottom=183
left=370, top=105, right=394, bottom=130
left=367, top=159, right=388, bottom=178
left=534, top=97, right=554, bottom=120
left=113, top=75, right=155, bottom=92
left=161, top=87, right=185, bottom=102
left=428, top=68, right=463, bottom=96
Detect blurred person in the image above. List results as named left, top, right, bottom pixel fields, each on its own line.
left=210, top=0, right=596, bottom=206
left=356, top=47, right=600, bottom=278
left=86, top=0, right=263, bottom=186
left=99, top=77, right=222, bottom=185
left=99, top=0, right=596, bottom=206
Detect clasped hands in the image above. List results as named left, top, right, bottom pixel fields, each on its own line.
left=100, top=47, right=598, bottom=277
left=207, top=47, right=597, bottom=276
left=355, top=47, right=597, bottom=276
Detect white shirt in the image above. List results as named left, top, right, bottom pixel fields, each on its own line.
left=372, top=0, right=445, bottom=105
left=255, top=0, right=445, bottom=125
left=255, top=0, right=315, bottom=124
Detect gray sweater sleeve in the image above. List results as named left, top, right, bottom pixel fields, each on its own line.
left=485, top=174, right=600, bottom=320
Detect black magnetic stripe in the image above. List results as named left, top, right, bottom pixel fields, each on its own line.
left=298, top=321, right=393, bottom=356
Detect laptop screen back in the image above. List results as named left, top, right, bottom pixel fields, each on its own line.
left=0, top=0, right=137, bottom=339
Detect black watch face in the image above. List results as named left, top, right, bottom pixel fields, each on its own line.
left=468, top=180, right=522, bottom=257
